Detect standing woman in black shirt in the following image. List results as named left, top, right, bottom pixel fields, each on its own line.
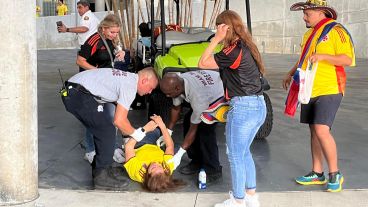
left=77, top=14, right=126, bottom=71
left=199, top=10, right=266, bottom=207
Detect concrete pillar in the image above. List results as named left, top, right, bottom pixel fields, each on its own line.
left=95, top=0, right=105, bottom=12
left=0, top=0, right=38, bottom=205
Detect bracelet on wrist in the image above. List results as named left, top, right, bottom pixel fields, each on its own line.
left=66, top=28, right=70, bottom=32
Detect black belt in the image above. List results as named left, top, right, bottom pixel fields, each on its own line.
left=66, top=81, right=102, bottom=100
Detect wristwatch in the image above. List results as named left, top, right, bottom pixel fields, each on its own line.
left=66, top=28, right=70, bottom=32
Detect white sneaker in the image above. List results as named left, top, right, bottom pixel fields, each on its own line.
left=84, top=151, right=96, bottom=164
left=214, top=192, right=246, bottom=207
left=113, top=148, right=125, bottom=163
left=244, top=194, right=260, bottom=207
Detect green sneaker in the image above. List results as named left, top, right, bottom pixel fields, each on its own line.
left=295, top=171, right=327, bottom=185
left=327, top=172, right=344, bottom=192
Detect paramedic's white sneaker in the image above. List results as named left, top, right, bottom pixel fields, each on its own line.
left=214, top=192, right=246, bottom=207
left=244, top=194, right=260, bottom=207
left=113, top=148, right=125, bottom=163
left=84, top=151, right=96, bottom=164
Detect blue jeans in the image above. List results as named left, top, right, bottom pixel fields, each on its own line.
left=84, top=103, right=118, bottom=153
left=134, top=128, right=161, bottom=149
left=226, top=95, right=266, bottom=199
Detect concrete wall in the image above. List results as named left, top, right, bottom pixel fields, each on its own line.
left=36, top=0, right=368, bottom=58
left=249, top=0, right=368, bottom=58
left=36, top=12, right=106, bottom=49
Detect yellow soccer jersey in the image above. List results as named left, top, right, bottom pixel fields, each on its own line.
left=124, top=144, right=174, bottom=183
left=36, top=6, right=41, bottom=17
left=301, top=26, right=355, bottom=98
left=57, top=4, right=68, bottom=16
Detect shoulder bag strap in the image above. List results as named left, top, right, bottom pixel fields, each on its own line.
left=98, top=32, right=115, bottom=68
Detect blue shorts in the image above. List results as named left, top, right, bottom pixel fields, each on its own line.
left=300, top=93, right=343, bottom=128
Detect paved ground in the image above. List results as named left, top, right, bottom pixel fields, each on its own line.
left=17, top=50, right=368, bottom=206
left=20, top=189, right=368, bottom=207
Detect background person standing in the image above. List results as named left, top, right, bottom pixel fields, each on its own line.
left=283, top=0, right=355, bottom=193
left=56, top=0, right=68, bottom=16
left=57, top=0, right=99, bottom=46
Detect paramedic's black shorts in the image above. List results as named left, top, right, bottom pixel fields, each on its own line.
left=300, top=93, right=343, bottom=128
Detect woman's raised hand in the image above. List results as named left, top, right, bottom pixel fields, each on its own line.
left=214, top=24, right=229, bottom=42
left=150, top=114, right=165, bottom=129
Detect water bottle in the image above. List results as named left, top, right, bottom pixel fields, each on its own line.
left=198, top=168, right=207, bottom=189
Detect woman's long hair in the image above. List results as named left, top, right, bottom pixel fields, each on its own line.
left=142, top=162, right=186, bottom=193
left=216, top=10, right=265, bottom=74
left=98, top=14, right=121, bottom=46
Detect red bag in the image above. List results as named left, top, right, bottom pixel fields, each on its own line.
left=154, top=24, right=183, bottom=39
left=284, top=80, right=299, bottom=117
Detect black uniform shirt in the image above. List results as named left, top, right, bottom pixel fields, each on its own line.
left=79, top=32, right=114, bottom=68
left=214, top=40, right=262, bottom=99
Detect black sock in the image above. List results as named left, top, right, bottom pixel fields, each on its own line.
left=313, top=171, right=324, bottom=177
left=328, top=171, right=340, bottom=183
left=328, top=171, right=340, bottom=177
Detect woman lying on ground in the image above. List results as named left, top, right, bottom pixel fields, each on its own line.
left=124, top=114, right=185, bottom=192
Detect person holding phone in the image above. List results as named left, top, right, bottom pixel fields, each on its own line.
left=57, top=0, right=99, bottom=46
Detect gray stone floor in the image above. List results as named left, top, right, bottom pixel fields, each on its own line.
left=37, top=49, right=368, bottom=194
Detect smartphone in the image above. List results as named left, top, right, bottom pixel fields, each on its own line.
left=56, top=21, right=63, bottom=33
left=56, top=21, right=63, bottom=27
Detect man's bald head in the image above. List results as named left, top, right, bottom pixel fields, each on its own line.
left=137, top=67, right=159, bottom=96
left=160, top=73, right=184, bottom=98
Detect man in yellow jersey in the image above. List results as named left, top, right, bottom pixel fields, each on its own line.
left=36, top=5, right=41, bottom=17
left=56, top=0, right=68, bottom=16
left=282, top=0, right=355, bottom=192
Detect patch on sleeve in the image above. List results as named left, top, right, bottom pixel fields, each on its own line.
left=84, top=16, right=89, bottom=20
